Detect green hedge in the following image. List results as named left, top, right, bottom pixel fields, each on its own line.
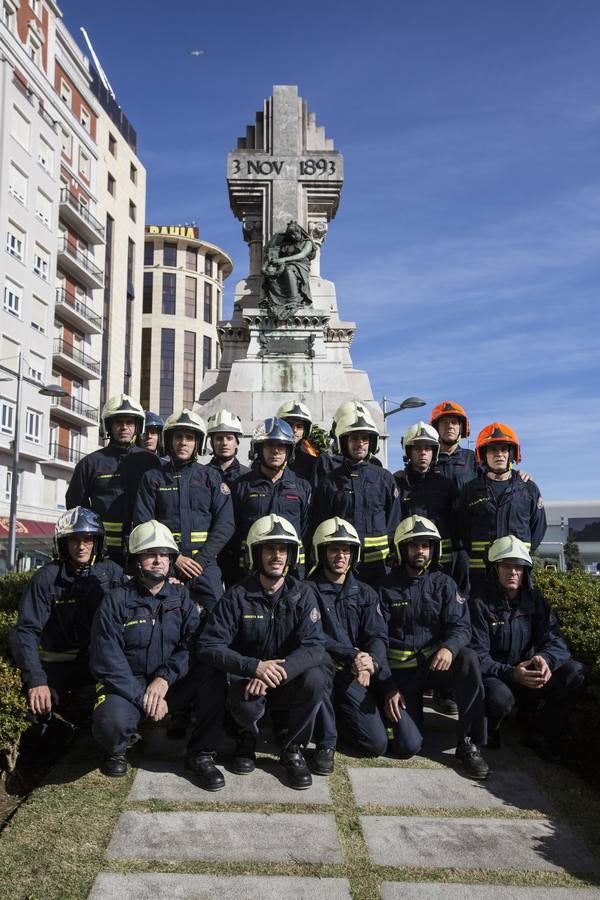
left=0, top=572, right=31, bottom=771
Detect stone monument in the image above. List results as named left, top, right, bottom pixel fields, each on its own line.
left=197, top=85, right=386, bottom=460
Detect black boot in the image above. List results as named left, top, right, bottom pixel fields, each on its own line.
left=185, top=751, right=225, bottom=791
left=280, top=744, right=312, bottom=790
left=311, top=745, right=335, bottom=775
left=232, top=732, right=256, bottom=775
left=455, top=738, right=490, bottom=780
left=101, top=753, right=128, bottom=777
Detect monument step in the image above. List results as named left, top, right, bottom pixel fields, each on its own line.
left=89, top=874, right=352, bottom=900
left=381, top=885, right=600, bottom=899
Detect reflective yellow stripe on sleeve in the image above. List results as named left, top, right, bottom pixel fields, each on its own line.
left=363, top=535, right=390, bottom=563
left=38, top=648, right=79, bottom=663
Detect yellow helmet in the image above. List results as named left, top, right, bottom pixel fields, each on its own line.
left=487, top=535, right=532, bottom=568
left=402, top=421, right=440, bottom=464
left=393, top=515, right=441, bottom=566
left=245, top=514, right=302, bottom=571
left=276, top=400, right=313, bottom=439
left=128, top=520, right=179, bottom=556
left=333, top=402, right=379, bottom=455
left=206, top=409, right=243, bottom=436
left=330, top=400, right=369, bottom=439
left=310, top=517, right=361, bottom=573
left=163, top=409, right=207, bottom=456
left=100, top=394, right=145, bottom=440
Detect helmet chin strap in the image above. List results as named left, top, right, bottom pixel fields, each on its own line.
left=136, top=561, right=168, bottom=584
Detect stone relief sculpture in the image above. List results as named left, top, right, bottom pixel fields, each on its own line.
left=260, top=221, right=316, bottom=321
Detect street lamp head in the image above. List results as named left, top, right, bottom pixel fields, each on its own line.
left=38, top=384, right=68, bottom=398
left=399, top=397, right=426, bottom=410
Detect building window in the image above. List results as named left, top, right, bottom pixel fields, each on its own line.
left=163, top=242, right=177, bottom=267
left=60, top=79, right=71, bottom=106
left=162, top=273, right=176, bottom=315
left=11, top=106, right=30, bottom=150
left=42, top=474, right=57, bottom=509
left=107, top=173, right=115, bottom=196
left=144, top=242, right=154, bottom=266
left=0, top=400, right=15, bottom=436
left=1, top=335, right=19, bottom=370
left=33, top=244, right=49, bottom=280
left=183, top=331, right=196, bottom=406
left=31, top=295, right=47, bottom=333
left=31, top=0, right=41, bottom=15
left=35, top=189, right=52, bottom=227
left=128, top=200, right=136, bottom=222
left=28, top=32, right=42, bottom=67
left=184, top=276, right=197, bottom=317
left=108, top=132, right=117, bottom=156
left=78, top=149, right=90, bottom=180
left=204, top=254, right=213, bottom=277
left=143, top=272, right=153, bottom=313
left=38, top=136, right=54, bottom=173
left=130, top=163, right=137, bottom=184
left=25, top=408, right=42, bottom=444
left=185, top=246, right=197, bottom=271
left=3, top=278, right=22, bottom=317
left=8, top=163, right=28, bottom=205
left=28, top=351, right=45, bottom=383
left=203, top=336, right=211, bottom=375
left=61, top=128, right=72, bottom=157
left=80, top=106, right=91, bottom=132
left=140, top=328, right=152, bottom=410
left=3, top=468, right=22, bottom=502
left=159, top=328, right=175, bottom=416
left=203, top=282, right=213, bottom=323
left=2, top=1, right=16, bottom=33
left=6, top=222, right=25, bottom=261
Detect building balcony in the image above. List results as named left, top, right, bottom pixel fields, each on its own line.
left=47, top=441, right=84, bottom=469
left=50, top=393, right=99, bottom=427
left=59, top=189, right=105, bottom=245
left=55, top=288, right=102, bottom=335
left=57, top=237, right=104, bottom=290
left=53, top=338, right=101, bottom=380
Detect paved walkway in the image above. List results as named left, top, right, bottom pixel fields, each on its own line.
left=88, top=707, right=600, bottom=899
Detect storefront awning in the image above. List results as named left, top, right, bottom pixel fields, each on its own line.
left=0, top=517, right=56, bottom=538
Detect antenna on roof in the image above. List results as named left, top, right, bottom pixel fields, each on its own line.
left=80, top=27, right=116, bottom=100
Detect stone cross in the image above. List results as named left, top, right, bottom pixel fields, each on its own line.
left=228, top=85, right=344, bottom=275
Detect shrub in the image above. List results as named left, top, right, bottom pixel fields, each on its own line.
left=0, top=575, right=30, bottom=772
left=0, top=571, right=32, bottom=612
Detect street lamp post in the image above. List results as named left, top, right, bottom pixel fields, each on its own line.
left=382, top=396, right=427, bottom=419
left=2, top=352, right=68, bottom=571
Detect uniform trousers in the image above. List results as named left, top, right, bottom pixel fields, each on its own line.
left=315, top=667, right=388, bottom=756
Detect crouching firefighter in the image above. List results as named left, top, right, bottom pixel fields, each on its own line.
left=378, top=516, right=490, bottom=779
left=10, top=507, right=123, bottom=736
left=90, top=521, right=200, bottom=777
left=309, top=517, right=389, bottom=775
left=185, top=515, right=326, bottom=792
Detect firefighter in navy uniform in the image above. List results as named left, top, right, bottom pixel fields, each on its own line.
left=90, top=521, right=200, bottom=777
left=470, top=536, right=586, bottom=762
left=9, top=507, right=123, bottom=729
left=231, top=418, right=311, bottom=581
left=185, top=515, right=326, bottom=791
left=378, top=516, right=489, bottom=779
left=276, top=400, right=320, bottom=482
left=136, top=411, right=165, bottom=457
left=459, top=423, right=547, bottom=594
left=310, top=403, right=400, bottom=586
left=134, top=409, right=234, bottom=614
left=312, top=400, right=383, bottom=489
left=308, top=517, right=389, bottom=774
left=66, top=394, right=160, bottom=565
left=430, top=401, right=477, bottom=490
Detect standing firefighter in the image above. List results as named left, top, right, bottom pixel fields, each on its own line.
left=430, top=401, right=477, bottom=490
left=277, top=400, right=320, bottom=482
left=66, top=394, right=160, bottom=565
left=90, top=521, right=200, bottom=776
left=205, top=409, right=250, bottom=486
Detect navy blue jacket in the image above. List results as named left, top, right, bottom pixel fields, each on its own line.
left=470, top=582, right=572, bottom=683
left=9, top=558, right=124, bottom=688
left=232, top=464, right=312, bottom=566
left=312, top=451, right=383, bottom=489
left=133, top=458, right=235, bottom=567
left=458, top=472, right=547, bottom=573
left=207, top=455, right=250, bottom=486
left=197, top=574, right=325, bottom=681
left=310, top=458, right=400, bottom=566
left=289, top=442, right=319, bottom=482
left=435, top=446, right=477, bottom=490
left=66, top=443, right=160, bottom=558
left=309, top=570, right=389, bottom=676
left=90, top=579, right=199, bottom=709
left=395, top=464, right=458, bottom=563
left=378, top=568, right=471, bottom=688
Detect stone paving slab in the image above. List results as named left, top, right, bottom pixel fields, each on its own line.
left=361, top=815, right=598, bottom=872
left=107, top=811, right=343, bottom=863
left=381, top=884, right=600, bottom=899
left=130, top=758, right=331, bottom=804
left=349, top=767, right=551, bottom=812
left=89, top=874, right=352, bottom=899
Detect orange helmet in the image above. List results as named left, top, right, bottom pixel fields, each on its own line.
left=475, top=422, right=521, bottom=465
left=430, top=401, right=470, bottom=438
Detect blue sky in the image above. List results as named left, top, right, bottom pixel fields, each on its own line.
left=61, top=1, right=600, bottom=498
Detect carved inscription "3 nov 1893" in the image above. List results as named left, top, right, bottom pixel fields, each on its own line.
left=231, top=158, right=337, bottom=176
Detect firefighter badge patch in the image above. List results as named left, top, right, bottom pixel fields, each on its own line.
left=456, top=592, right=466, bottom=605
left=220, top=482, right=231, bottom=495
left=310, top=607, right=321, bottom=622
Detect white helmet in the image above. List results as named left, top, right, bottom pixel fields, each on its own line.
left=206, top=409, right=243, bottom=452
left=310, top=517, right=361, bottom=573
left=402, top=421, right=440, bottom=465
left=128, top=520, right=179, bottom=557
left=100, top=394, right=145, bottom=441
left=276, top=400, right=312, bottom=439
left=245, top=514, right=302, bottom=571
left=163, top=409, right=207, bottom=457
left=393, top=515, right=441, bottom=567
left=487, top=535, right=532, bottom=568
left=333, top=402, right=379, bottom=455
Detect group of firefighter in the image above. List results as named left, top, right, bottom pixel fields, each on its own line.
left=9, top=394, right=586, bottom=790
